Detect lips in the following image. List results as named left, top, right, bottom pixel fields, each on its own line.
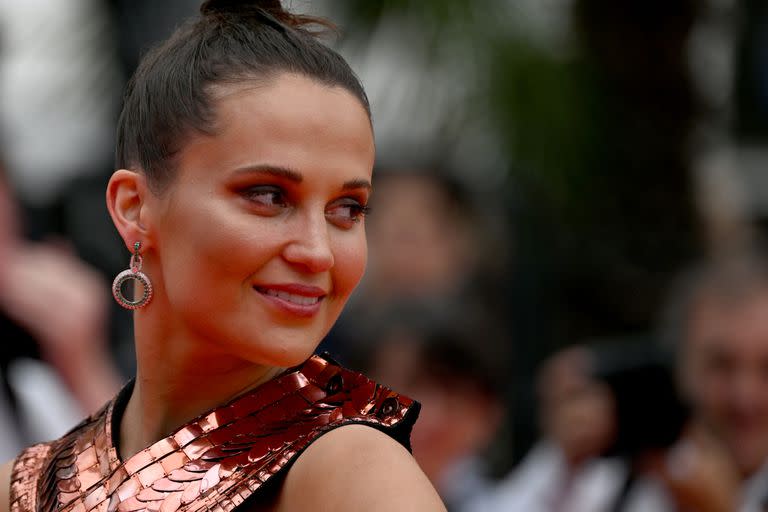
left=258, top=288, right=321, bottom=306
left=253, top=284, right=327, bottom=317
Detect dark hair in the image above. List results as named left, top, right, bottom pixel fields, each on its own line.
left=346, top=299, right=508, bottom=396
left=587, top=342, right=688, bottom=457
left=116, top=0, right=371, bottom=193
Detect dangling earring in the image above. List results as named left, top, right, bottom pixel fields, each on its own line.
left=112, top=241, right=153, bottom=310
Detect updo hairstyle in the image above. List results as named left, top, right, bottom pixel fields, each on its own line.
left=115, top=0, right=371, bottom=194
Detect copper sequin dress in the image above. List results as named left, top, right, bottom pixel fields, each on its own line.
left=8, top=354, right=419, bottom=512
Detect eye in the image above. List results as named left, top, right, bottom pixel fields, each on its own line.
left=241, top=185, right=289, bottom=213
left=326, top=199, right=370, bottom=229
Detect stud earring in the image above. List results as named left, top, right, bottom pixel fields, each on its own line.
left=112, top=242, right=153, bottom=310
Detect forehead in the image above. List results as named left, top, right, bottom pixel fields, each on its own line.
left=175, top=73, right=374, bottom=183
left=687, top=290, right=768, bottom=355
left=374, top=175, right=450, bottom=207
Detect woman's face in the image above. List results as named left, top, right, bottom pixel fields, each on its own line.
left=144, top=73, right=374, bottom=367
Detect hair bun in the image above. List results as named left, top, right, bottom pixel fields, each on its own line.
left=201, top=0, right=284, bottom=16
left=200, top=0, right=330, bottom=32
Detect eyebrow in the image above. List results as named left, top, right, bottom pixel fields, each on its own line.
left=342, top=178, right=372, bottom=191
left=232, top=164, right=303, bottom=183
left=232, top=164, right=372, bottom=191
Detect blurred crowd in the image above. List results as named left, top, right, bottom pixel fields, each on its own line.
left=3, top=1, right=768, bottom=511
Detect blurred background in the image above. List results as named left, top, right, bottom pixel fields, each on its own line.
left=3, top=0, right=768, bottom=510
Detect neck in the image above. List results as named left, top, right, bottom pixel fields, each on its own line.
left=119, top=309, right=285, bottom=461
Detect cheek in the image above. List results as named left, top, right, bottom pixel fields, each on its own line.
left=157, top=201, right=278, bottom=301
left=689, top=366, right=726, bottom=409
left=332, top=230, right=367, bottom=297
left=683, top=351, right=722, bottom=397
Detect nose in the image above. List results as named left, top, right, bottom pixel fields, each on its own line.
left=282, top=210, right=335, bottom=273
left=730, top=369, right=763, bottom=415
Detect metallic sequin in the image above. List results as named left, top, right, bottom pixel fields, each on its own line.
left=9, top=355, right=418, bottom=512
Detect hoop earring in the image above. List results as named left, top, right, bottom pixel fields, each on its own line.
left=112, top=242, right=153, bottom=310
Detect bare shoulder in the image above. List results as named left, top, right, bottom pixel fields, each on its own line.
left=1, top=459, right=13, bottom=512
left=273, top=424, right=446, bottom=512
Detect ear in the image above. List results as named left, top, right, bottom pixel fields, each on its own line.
left=106, top=169, right=153, bottom=252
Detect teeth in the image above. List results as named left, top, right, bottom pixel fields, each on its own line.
left=261, top=288, right=320, bottom=306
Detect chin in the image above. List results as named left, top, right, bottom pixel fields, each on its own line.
left=229, top=329, right=325, bottom=368
left=264, top=345, right=318, bottom=368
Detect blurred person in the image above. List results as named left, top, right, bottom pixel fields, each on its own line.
left=360, top=170, right=477, bottom=305
left=0, top=0, right=137, bottom=378
left=327, top=168, right=507, bottom=360
left=407, top=339, right=505, bottom=512
left=481, top=343, right=736, bottom=512
left=0, top=0, right=121, bottom=206
left=516, top=346, right=623, bottom=511
left=477, top=346, right=628, bottom=512
left=358, top=305, right=507, bottom=512
left=0, top=2, right=446, bottom=511
left=590, top=345, right=736, bottom=512
left=662, top=251, right=768, bottom=511
left=0, top=168, right=121, bottom=458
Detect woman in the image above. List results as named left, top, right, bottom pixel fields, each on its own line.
left=0, top=1, right=446, bottom=511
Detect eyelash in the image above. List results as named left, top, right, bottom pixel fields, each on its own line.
left=243, top=186, right=287, bottom=207
left=240, top=185, right=370, bottom=225
left=333, top=203, right=371, bottom=223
